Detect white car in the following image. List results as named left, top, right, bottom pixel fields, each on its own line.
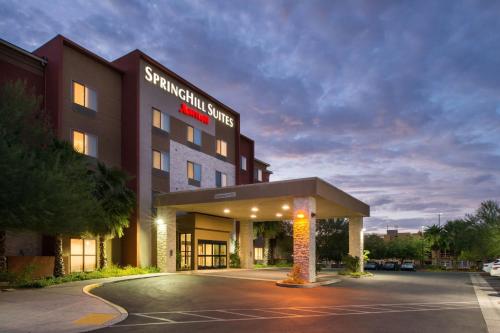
left=483, top=260, right=499, bottom=273
left=490, top=260, right=500, bottom=277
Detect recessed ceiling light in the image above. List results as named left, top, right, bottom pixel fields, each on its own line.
left=251, top=207, right=259, bottom=212
left=276, top=213, right=283, bottom=218
left=250, top=214, right=257, bottom=219
left=282, top=204, right=290, bottom=210
left=223, top=208, right=230, bottom=214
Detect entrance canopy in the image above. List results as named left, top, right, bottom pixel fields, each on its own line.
left=155, top=177, right=369, bottom=220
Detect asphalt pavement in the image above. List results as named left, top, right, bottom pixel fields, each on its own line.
left=92, top=270, right=489, bottom=333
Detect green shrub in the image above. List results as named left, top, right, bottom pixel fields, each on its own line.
left=12, top=264, right=160, bottom=288
left=342, top=254, right=360, bottom=273
left=229, top=240, right=241, bottom=268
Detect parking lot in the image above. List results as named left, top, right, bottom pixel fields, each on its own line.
left=93, top=270, right=492, bottom=333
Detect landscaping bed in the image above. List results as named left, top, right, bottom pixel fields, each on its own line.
left=0, top=265, right=160, bottom=288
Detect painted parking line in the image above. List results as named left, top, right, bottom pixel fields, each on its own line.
left=111, top=301, right=481, bottom=328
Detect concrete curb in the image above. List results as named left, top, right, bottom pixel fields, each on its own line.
left=79, top=273, right=170, bottom=332
left=276, top=278, right=341, bottom=288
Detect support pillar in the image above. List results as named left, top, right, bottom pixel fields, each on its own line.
left=239, top=220, right=253, bottom=269
left=156, top=207, right=177, bottom=272
left=348, top=216, right=364, bottom=272
left=293, top=197, right=316, bottom=283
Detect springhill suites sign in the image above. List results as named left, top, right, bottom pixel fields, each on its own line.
left=145, top=65, right=234, bottom=128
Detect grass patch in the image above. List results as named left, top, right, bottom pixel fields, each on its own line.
left=338, top=270, right=374, bottom=278
left=11, top=265, right=160, bottom=288
left=254, top=262, right=292, bottom=269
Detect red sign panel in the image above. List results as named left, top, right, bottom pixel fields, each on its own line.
left=179, top=103, right=209, bottom=125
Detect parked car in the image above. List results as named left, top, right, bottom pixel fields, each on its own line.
left=382, top=261, right=399, bottom=271
left=400, top=261, right=416, bottom=271
left=489, top=259, right=500, bottom=277
left=484, top=259, right=500, bottom=273
left=364, top=261, right=380, bottom=270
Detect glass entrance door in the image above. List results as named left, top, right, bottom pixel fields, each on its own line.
left=197, top=240, right=227, bottom=269
left=179, top=233, right=192, bottom=270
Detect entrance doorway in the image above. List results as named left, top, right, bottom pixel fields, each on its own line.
left=197, top=240, right=227, bottom=269
left=179, top=233, right=192, bottom=270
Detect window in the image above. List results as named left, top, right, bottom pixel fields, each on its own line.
left=187, top=161, right=201, bottom=182
left=152, top=108, right=170, bottom=132
left=73, top=81, right=97, bottom=111
left=216, top=139, right=227, bottom=157
left=179, top=233, right=192, bottom=270
left=198, top=240, right=227, bottom=269
left=254, top=247, right=264, bottom=260
left=187, top=126, right=202, bottom=146
left=72, top=130, right=97, bottom=157
left=216, top=171, right=227, bottom=188
left=152, top=150, right=169, bottom=172
left=241, top=156, right=247, bottom=171
left=70, top=238, right=96, bottom=273
left=257, top=168, right=263, bottom=182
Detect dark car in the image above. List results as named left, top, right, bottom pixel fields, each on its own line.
left=400, top=261, right=416, bottom=271
left=382, top=261, right=399, bottom=271
left=364, top=261, right=379, bottom=270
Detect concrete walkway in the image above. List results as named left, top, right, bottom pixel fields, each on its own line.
left=470, top=273, right=500, bottom=333
left=0, top=273, right=168, bottom=333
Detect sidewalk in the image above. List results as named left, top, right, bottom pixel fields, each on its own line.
left=0, top=273, right=169, bottom=333
left=470, top=273, right=500, bottom=333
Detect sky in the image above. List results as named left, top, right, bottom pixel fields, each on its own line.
left=0, top=0, right=499, bottom=233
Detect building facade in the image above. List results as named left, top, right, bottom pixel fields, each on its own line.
left=1, top=35, right=272, bottom=273
left=2, top=35, right=369, bottom=282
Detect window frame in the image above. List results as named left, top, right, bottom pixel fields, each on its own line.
left=70, top=238, right=97, bottom=273
left=152, top=149, right=169, bottom=172
left=215, top=171, right=228, bottom=188
left=241, top=156, right=247, bottom=171
left=72, top=81, right=98, bottom=111
left=187, top=125, right=202, bottom=146
left=187, top=161, right=202, bottom=183
left=152, top=108, right=170, bottom=132
left=216, top=139, right=228, bottom=157
left=71, top=129, right=98, bottom=158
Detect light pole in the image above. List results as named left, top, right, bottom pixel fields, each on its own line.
left=438, top=213, right=442, bottom=227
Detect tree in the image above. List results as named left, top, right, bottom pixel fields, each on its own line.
left=364, top=234, right=386, bottom=259
left=424, top=224, right=443, bottom=265
left=90, top=162, right=135, bottom=268
left=254, top=221, right=282, bottom=264
left=316, top=218, right=349, bottom=263
left=0, top=81, right=106, bottom=276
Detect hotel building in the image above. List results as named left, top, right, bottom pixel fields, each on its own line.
left=1, top=35, right=368, bottom=282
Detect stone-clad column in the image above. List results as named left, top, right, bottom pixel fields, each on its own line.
left=349, top=216, right=364, bottom=272
left=239, top=220, right=253, bottom=269
left=293, top=197, right=316, bottom=283
left=156, top=207, right=177, bottom=273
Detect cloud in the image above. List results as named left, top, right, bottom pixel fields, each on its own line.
left=0, top=0, right=499, bottom=232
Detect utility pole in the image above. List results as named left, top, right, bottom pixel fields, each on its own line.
left=438, top=213, right=441, bottom=227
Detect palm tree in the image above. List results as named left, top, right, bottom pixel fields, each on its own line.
left=254, top=221, right=282, bottom=265
left=91, top=162, right=135, bottom=269
left=424, top=224, right=443, bottom=265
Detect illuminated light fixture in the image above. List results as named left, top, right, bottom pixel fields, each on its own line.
left=296, top=212, right=305, bottom=219
left=250, top=214, right=257, bottom=219
left=251, top=207, right=259, bottom=212
left=281, top=204, right=290, bottom=211
left=155, top=218, right=165, bottom=225
left=276, top=213, right=283, bottom=218
left=223, top=208, right=230, bottom=214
